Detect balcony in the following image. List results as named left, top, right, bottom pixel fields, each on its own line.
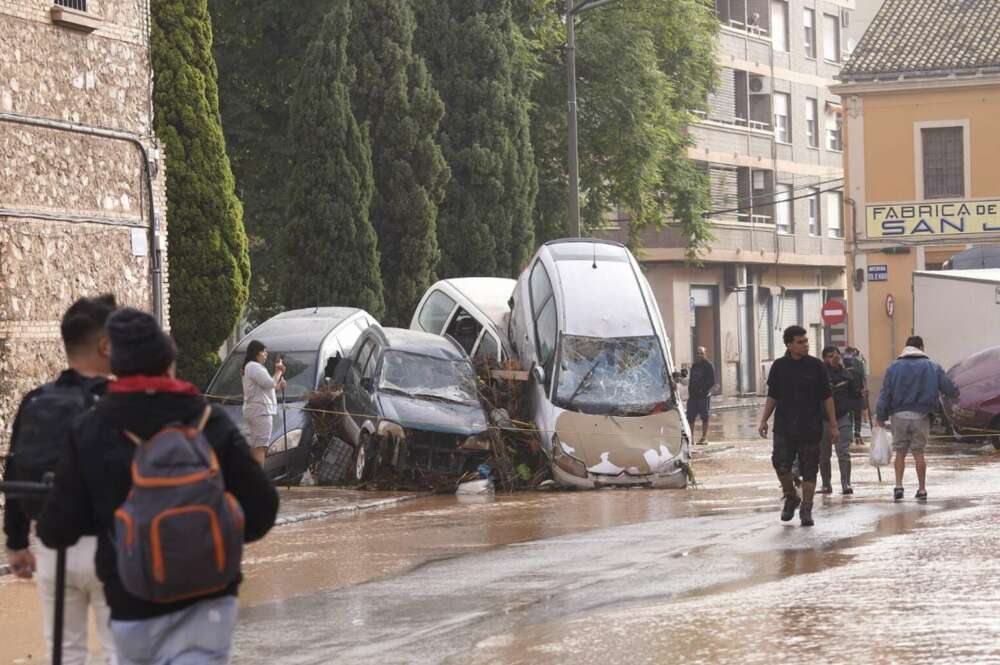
left=698, top=68, right=772, bottom=134
left=715, top=0, right=771, bottom=39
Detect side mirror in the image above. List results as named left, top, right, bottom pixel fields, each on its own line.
left=531, top=365, right=546, bottom=384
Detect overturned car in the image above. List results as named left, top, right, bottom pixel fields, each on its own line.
left=335, top=326, right=491, bottom=481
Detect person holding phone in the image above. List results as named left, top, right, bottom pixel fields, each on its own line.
left=241, top=340, right=286, bottom=466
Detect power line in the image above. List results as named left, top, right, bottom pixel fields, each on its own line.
left=705, top=184, right=844, bottom=218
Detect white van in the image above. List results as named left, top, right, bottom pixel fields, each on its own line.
left=410, top=278, right=516, bottom=364
left=509, top=239, right=691, bottom=489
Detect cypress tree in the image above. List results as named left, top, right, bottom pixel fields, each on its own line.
left=282, top=3, right=385, bottom=319
left=414, top=0, right=538, bottom=279
left=151, top=0, right=250, bottom=386
left=348, top=0, right=449, bottom=326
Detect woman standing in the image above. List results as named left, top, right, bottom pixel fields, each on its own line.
left=242, top=340, right=286, bottom=465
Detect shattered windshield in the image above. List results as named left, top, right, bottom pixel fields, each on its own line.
left=209, top=350, right=317, bottom=403
left=379, top=351, right=479, bottom=404
left=554, top=335, right=672, bottom=416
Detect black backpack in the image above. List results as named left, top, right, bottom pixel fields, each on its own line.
left=7, top=379, right=102, bottom=519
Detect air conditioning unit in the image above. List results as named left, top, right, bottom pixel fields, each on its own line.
left=724, top=264, right=749, bottom=292
left=840, top=8, right=850, bottom=28
left=748, top=74, right=771, bottom=95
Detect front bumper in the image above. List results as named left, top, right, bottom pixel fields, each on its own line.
left=550, top=461, right=688, bottom=489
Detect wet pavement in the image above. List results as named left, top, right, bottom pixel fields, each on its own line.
left=4, top=407, right=1000, bottom=663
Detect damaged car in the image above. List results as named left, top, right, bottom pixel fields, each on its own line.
left=509, top=239, right=692, bottom=489
left=206, top=307, right=377, bottom=483
left=337, top=326, right=491, bottom=481
left=941, top=346, right=1000, bottom=447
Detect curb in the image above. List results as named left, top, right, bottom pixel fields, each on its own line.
left=0, top=494, right=423, bottom=579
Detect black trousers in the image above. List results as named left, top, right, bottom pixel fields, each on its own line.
left=772, top=431, right=820, bottom=483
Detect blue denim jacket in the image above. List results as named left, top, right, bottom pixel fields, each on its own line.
left=876, top=348, right=958, bottom=422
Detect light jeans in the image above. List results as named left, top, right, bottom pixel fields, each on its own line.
left=33, top=534, right=116, bottom=665
left=110, top=596, right=238, bottom=665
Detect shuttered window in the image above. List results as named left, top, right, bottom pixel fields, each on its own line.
left=922, top=127, right=965, bottom=199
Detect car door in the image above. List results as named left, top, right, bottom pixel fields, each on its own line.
left=355, top=340, right=382, bottom=429
left=415, top=289, right=457, bottom=334
left=344, top=335, right=377, bottom=443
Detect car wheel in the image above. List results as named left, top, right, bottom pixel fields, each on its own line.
left=354, top=432, right=377, bottom=482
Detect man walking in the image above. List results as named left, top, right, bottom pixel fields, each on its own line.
left=820, top=346, right=862, bottom=495
left=38, top=308, right=279, bottom=665
left=3, top=294, right=117, bottom=665
left=686, top=346, right=716, bottom=445
left=876, top=335, right=958, bottom=501
left=758, top=326, right=838, bottom=526
left=843, top=346, right=869, bottom=443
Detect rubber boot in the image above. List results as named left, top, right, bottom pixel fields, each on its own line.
left=839, top=458, right=853, bottom=495
left=778, top=473, right=800, bottom=521
left=800, top=502, right=814, bottom=526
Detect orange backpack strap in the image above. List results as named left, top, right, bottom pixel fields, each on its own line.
left=196, top=405, right=212, bottom=433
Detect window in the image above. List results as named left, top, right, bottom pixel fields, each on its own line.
left=529, top=261, right=554, bottom=318
left=445, top=308, right=482, bottom=356
left=825, top=192, right=843, bottom=238
left=474, top=332, right=500, bottom=363
left=771, top=1, right=789, bottom=52
left=805, top=98, right=818, bottom=148
left=823, top=14, right=840, bottom=62
left=774, top=92, right=791, bottom=143
left=417, top=290, right=456, bottom=333
left=826, top=107, right=843, bottom=151
left=529, top=261, right=557, bottom=366
left=775, top=184, right=794, bottom=234
left=808, top=188, right=820, bottom=235
left=55, top=0, right=87, bottom=9
left=803, top=9, right=816, bottom=58
left=922, top=126, right=965, bottom=199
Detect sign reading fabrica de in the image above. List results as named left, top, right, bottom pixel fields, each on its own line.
left=867, top=200, right=1000, bottom=238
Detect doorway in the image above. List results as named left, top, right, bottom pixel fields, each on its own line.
left=690, top=285, right=722, bottom=394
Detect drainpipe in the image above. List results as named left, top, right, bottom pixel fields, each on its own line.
left=0, top=111, right=164, bottom=325
left=844, top=197, right=858, bottom=345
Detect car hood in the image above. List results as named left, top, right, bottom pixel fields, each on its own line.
left=554, top=409, right=685, bottom=475
left=211, top=400, right=310, bottom=442
left=377, top=392, right=488, bottom=436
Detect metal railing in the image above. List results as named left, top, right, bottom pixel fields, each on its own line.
left=54, top=0, right=87, bottom=11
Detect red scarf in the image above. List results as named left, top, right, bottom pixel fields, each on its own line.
left=108, top=375, right=201, bottom=396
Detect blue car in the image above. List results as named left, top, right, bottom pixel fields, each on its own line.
left=338, top=326, right=491, bottom=481
left=206, top=307, right=377, bottom=483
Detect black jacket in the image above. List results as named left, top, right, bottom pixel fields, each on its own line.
left=37, top=376, right=279, bottom=620
left=689, top=360, right=716, bottom=399
left=827, top=363, right=862, bottom=418
left=3, top=369, right=107, bottom=551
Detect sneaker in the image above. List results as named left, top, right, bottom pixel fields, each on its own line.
left=842, top=485, right=854, bottom=495
left=780, top=494, right=801, bottom=521
left=697, top=438, right=708, bottom=446
left=818, top=485, right=833, bottom=495
left=915, top=490, right=927, bottom=501
left=800, top=503, right=814, bottom=527
left=893, top=486, right=904, bottom=501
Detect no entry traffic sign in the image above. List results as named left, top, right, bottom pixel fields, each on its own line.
left=821, top=299, right=847, bottom=326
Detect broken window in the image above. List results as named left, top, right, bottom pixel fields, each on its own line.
left=554, top=336, right=672, bottom=416
left=417, top=290, right=456, bottom=333
left=445, top=308, right=482, bottom=356
left=379, top=351, right=479, bottom=404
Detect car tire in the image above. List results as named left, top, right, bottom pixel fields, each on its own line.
left=354, top=432, right=377, bottom=482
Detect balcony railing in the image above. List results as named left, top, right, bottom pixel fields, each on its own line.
left=54, top=0, right=87, bottom=10
left=692, top=110, right=772, bottom=133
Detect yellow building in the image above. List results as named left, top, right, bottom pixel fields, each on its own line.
left=832, top=0, right=1000, bottom=392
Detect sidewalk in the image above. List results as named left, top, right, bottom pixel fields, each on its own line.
left=710, top=395, right=766, bottom=412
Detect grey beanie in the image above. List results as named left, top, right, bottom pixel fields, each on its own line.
left=106, top=307, right=177, bottom=377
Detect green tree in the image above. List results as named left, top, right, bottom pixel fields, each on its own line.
left=518, top=1, right=717, bottom=259
left=282, top=3, right=385, bottom=318
left=208, top=0, right=327, bottom=321
left=151, top=0, right=250, bottom=386
left=414, top=0, right=538, bottom=278
left=348, top=0, right=450, bottom=326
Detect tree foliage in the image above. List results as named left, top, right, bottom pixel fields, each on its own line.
left=151, top=0, right=250, bottom=386
left=414, top=0, right=538, bottom=279
left=348, top=0, right=450, bottom=326
left=518, top=0, right=718, bottom=259
left=282, top=3, right=385, bottom=319
left=208, top=0, right=326, bottom=321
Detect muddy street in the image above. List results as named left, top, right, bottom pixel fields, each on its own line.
left=4, top=408, right=1000, bottom=664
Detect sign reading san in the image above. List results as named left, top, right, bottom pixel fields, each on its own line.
left=866, top=200, right=1000, bottom=238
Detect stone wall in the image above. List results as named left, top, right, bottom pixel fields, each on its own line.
left=0, top=0, right=167, bottom=454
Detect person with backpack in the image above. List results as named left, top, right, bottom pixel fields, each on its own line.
left=3, top=294, right=118, bottom=665
left=37, top=307, right=279, bottom=665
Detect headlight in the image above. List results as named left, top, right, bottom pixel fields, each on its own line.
left=376, top=420, right=405, bottom=439
left=551, top=434, right=587, bottom=478
left=267, top=428, right=303, bottom=455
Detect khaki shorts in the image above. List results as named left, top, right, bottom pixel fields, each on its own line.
left=245, top=414, right=273, bottom=449
left=891, top=415, right=929, bottom=454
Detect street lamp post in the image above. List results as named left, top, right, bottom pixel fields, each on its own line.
left=566, top=0, right=621, bottom=238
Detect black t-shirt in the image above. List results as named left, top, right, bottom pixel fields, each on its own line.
left=767, top=353, right=832, bottom=441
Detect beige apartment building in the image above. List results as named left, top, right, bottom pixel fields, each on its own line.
left=0, top=0, right=168, bottom=449
left=609, top=0, right=877, bottom=396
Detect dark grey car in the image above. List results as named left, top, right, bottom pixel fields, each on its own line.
left=206, top=307, right=377, bottom=483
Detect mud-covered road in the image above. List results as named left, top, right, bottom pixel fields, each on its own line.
left=4, top=408, right=1000, bottom=664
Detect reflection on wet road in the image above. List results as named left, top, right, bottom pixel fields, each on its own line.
left=4, top=408, right=1000, bottom=664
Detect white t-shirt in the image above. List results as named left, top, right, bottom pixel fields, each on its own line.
left=242, top=361, right=277, bottom=418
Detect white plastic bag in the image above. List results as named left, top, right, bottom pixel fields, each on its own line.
left=870, top=425, right=893, bottom=467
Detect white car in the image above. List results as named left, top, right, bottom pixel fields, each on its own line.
left=508, top=239, right=691, bottom=489
left=410, top=277, right=516, bottom=364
